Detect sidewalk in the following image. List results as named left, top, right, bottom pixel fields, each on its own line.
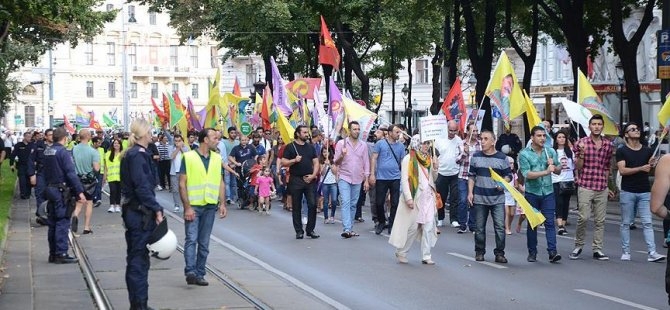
left=0, top=195, right=335, bottom=310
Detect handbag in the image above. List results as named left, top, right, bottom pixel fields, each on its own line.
left=419, top=164, right=443, bottom=209
left=78, top=171, right=98, bottom=196
left=559, top=181, right=575, bottom=195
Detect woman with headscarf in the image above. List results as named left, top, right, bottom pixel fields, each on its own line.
left=389, top=135, right=439, bottom=265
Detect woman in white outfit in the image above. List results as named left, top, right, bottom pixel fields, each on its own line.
left=389, top=135, right=438, bottom=265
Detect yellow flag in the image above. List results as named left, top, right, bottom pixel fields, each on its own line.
left=485, top=52, right=525, bottom=127
left=176, top=116, right=188, bottom=137
left=658, top=95, right=670, bottom=129
left=489, top=168, right=546, bottom=229
left=577, top=69, right=618, bottom=136
left=207, top=68, right=221, bottom=110
left=255, top=93, right=263, bottom=114
left=523, top=89, right=542, bottom=129
left=277, top=109, right=295, bottom=144
left=342, top=97, right=377, bottom=140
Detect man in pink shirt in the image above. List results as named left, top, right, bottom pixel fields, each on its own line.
left=335, top=121, right=370, bottom=238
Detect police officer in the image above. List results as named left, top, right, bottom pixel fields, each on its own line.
left=9, top=131, right=34, bottom=199
left=43, top=128, right=86, bottom=264
left=32, top=129, right=53, bottom=225
left=120, top=119, right=164, bottom=310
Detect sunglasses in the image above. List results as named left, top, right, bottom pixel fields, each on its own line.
left=626, top=127, right=639, bottom=133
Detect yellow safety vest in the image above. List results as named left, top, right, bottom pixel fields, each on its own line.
left=183, top=150, right=222, bottom=206
left=98, top=147, right=105, bottom=175
left=105, top=151, right=121, bottom=182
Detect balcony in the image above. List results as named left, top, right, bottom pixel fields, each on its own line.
left=129, top=65, right=193, bottom=78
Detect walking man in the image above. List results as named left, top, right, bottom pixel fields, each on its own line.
left=281, top=125, right=320, bottom=239
left=616, top=122, right=665, bottom=262
left=518, top=126, right=562, bottom=263
left=434, top=120, right=463, bottom=228
left=457, top=124, right=481, bottom=233
left=370, top=124, right=405, bottom=235
left=334, top=121, right=370, bottom=238
left=179, top=128, right=227, bottom=286
left=72, top=129, right=100, bottom=234
left=32, top=128, right=53, bottom=224
left=467, top=130, right=512, bottom=263
left=570, top=114, right=615, bottom=261
left=9, top=131, right=33, bottom=199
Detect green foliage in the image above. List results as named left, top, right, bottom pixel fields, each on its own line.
left=0, top=164, right=17, bottom=243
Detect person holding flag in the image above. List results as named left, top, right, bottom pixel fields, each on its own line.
left=518, top=126, right=562, bottom=263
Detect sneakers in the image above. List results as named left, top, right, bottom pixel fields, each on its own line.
left=375, top=223, right=384, bottom=235
left=451, top=221, right=460, bottom=228
left=156, top=185, right=163, bottom=191
left=549, top=253, right=562, bottom=263
left=457, top=228, right=467, bottom=234
left=593, top=251, right=610, bottom=261
left=93, top=201, right=101, bottom=208
left=648, top=252, right=666, bottom=262
left=495, top=255, right=508, bottom=263
left=475, top=254, right=485, bottom=261
left=621, top=253, right=631, bottom=261
left=437, top=220, right=443, bottom=227
left=107, top=206, right=115, bottom=213
left=569, top=247, right=582, bottom=260
left=115, top=206, right=121, bottom=213
left=527, top=253, right=537, bottom=262
left=557, top=226, right=567, bottom=235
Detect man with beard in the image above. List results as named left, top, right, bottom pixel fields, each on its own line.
left=281, top=125, right=320, bottom=239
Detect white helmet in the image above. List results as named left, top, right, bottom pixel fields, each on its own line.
left=501, top=145, right=511, bottom=154
left=147, top=219, right=178, bottom=260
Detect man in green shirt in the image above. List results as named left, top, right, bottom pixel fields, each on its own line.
left=518, top=126, right=561, bottom=263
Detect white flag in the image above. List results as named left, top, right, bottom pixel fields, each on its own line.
left=561, top=99, right=592, bottom=136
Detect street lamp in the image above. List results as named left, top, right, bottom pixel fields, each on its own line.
left=401, top=83, right=409, bottom=129
left=468, top=75, right=477, bottom=108
left=615, top=62, right=624, bottom=130
left=122, top=5, right=137, bottom=132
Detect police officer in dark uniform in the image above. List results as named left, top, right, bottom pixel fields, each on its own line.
left=32, top=129, right=53, bottom=225
left=9, top=131, right=34, bottom=199
left=120, top=119, right=164, bottom=310
left=43, top=128, right=86, bottom=264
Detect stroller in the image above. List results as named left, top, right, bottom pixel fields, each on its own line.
left=237, top=159, right=261, bottom=210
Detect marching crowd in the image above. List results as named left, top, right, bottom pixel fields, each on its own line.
left=3, top=113, right=670, bottom=308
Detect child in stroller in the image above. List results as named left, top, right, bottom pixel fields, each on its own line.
left=238, top=156, right=265, bottom=210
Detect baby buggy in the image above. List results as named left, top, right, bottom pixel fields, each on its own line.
left=237, top=159, right=261, bottom=210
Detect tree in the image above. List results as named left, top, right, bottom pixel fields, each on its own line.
left=608, top=0, right=657, bottom=127
left=0, top=0, right=115, bottom=116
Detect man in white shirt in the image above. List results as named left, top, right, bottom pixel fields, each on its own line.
left=434, top=120, right=463, bottom=228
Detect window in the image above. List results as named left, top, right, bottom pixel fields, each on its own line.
left=149, top=12, right=156, bottom=25
left=106, top=3, right=114, bottom=11
left=86, top=81, right=94, bottom=98
left=151, top=83, right=158, bottom=98
left=190, top=46, right=198, bottom=68
left=24, top=106, right=35, bottom=128
left=85, top=44, right=93, bottom=65
left=107, top=42, right=115, bottom=65
left=149, top=44, right=157, bottom=65
left=210, top=46, right=218, bottom=68
left=108, top=82, right=116, bottom=98
left=128, top=5, right=135, bottom=21
left=170, top=45, right=178, bottom=67
left=191, top=83, right=199, bottom=99
left=130, top=82, right=138, bottom=98
left=129, top=43, right=137, bottom=66
left=245, top=64, right=257, bottom=87
left=415, top=59, right=429, bottom=84
left=541, top=43, right=548, bottom=82
left=172, top=83, right=179, bottom=94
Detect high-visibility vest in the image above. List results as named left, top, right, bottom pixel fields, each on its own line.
left=183, top=150, right=222, bottom=206
left=98, top=147, right=105, bottom=175
left=105, top=151, right=121, bottom=182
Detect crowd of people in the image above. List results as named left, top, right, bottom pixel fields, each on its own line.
left=5, top=112, right=670, bottom=307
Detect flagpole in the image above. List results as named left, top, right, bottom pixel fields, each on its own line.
left=467, top=95, right=487, bottom=143
left=653, top=128, right=668, bottom=157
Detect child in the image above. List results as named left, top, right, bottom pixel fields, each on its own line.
left=248, top=156, right=266, bottom=211
left=256, top=167, right=275, bottom=215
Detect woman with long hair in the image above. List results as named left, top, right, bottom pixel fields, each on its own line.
left=552, top=130, right=576, bottom=235
left=319, top=146, right=338, bottom=223
left=104, top=138, right=123, bottom=213
left=389, top=135, right=439, bottom=265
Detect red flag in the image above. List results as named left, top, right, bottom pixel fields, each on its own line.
left=318, top=16, right=340, bottom=70
left=161, top=93, right=171, bottom=125
left=151, top=97, right=167, bottom=121
left=173, top=92, right=192, bottom=131
left=441, top=78, right=467, bottom=131
left=233, top=76, right=242, bottom=97
left=261, top=85, right=271, bottom=130
left=285, top=78, right=322, bottom=99
left=63, top=115, right=75, bottom=134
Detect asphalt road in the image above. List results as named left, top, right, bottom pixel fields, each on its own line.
left=154, top=191, right=667, bottom=310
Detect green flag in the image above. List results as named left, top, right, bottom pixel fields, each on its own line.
left=167, top=92, right=184, bottom=128
left=102, top=113, right=116, bottom=127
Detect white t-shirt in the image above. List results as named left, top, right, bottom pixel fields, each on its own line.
left=435, top=136, right=463, bottom=176
left=169, top=145, right=191, bottom=175
left=551, top=148, right=575, bottom=183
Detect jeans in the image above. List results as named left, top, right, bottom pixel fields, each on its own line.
left=170, top=175, right=182, bottom=208
left=183, top=204, right=218, bottom=278
left=575, top=187, right=608, bottom=251
left=474, top=204, right=506, bottom=256
left=339, top=179, right=362, bottom=232
left=225, top=171, right=238, bottom=201
left=458, top=179, right=475, bottom=230
left=288, top=176, right=317, bottom=233
left=322, top=183, right=338, bottom=218
left=525, top=192, right=557, bottom=255
left=620, top=191, right=656, bottom=254
left=436, top=174, right=460, bottom=222
left=375, top=179, right=400, bottom=226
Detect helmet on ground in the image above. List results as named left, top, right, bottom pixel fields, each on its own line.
left=501, top=144, right=511, bottom=154
left=147, top=219, right=177, bottom=260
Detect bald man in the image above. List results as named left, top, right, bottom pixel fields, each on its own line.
left=71, top=129, right=100, bottom=234
left=434, top=120, right=464, bottom=229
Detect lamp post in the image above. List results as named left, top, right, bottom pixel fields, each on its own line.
left=48, top=49, right=54, bottom=128
left=468, top=75, right=477, bottom=108
left=615, top=62, right=625, bottom=129
left=401, top=83, right=409, bottom=129
left=121, top=5, right=137, bottom=132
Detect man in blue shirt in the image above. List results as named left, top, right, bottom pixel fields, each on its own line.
left=370, top=124, right=405, bottom=235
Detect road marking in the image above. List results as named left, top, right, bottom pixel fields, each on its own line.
left=575, top=289, right=658, bottom=310
left=165, top=209, right=351, bottom=310
left=447, top=252, right=508, bottom=269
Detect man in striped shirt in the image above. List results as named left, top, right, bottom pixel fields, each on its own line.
left=157, top=134, right=171, bottom=191
left=468, top=130, right=512, bottom=263
left=457, top=123, right=481, bottom=233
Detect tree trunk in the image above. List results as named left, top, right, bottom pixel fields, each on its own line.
left=308, top=33, right=320, bottom=78
left=335, top=22, right=370, bottom=104
left=263, top=53, right=273, bottom=90
left=407, top=58, right=413, bottom=133
left=431, top=45, right=443, bottom=115
left=447, top=0, right=461, bottom=86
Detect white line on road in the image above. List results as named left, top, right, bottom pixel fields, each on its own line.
left=447, top=252, right=508, bottom=269
left=575, top=289, right=658, bottom=310
left=166, top=210, right=351, bottom=310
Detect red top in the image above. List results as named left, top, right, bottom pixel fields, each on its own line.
left=573, top=136, right=613, bottom=191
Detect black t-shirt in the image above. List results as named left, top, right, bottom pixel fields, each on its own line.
left=230, top=144, right=257, bottom=164
left=616, top=145, right=653, bottom=193
left=282, top=141, right=316, bottom=177
left=147, top=142, right=159, bottom=161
